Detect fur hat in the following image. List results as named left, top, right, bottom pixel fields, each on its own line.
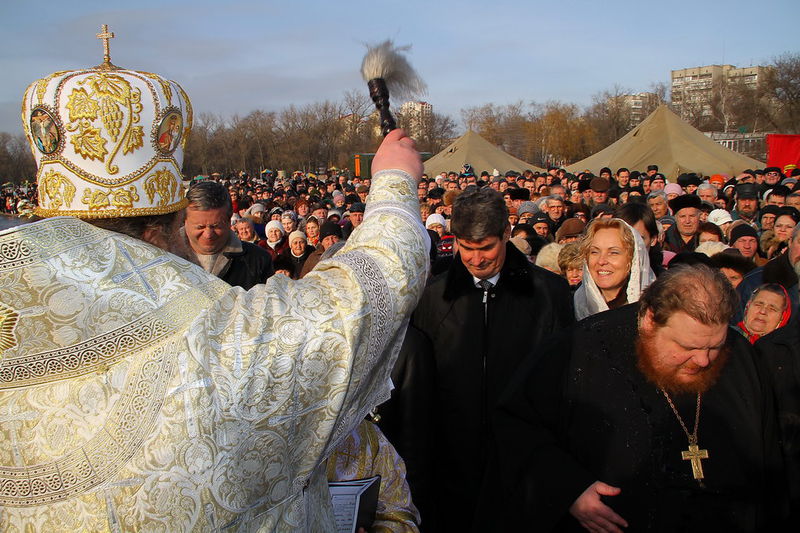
left=668, top=194, right=702, bottom=214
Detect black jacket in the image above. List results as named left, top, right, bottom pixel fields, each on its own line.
left=486, top=304, right=786, bottom=532
left=754, top=318, right=800, bottom=517
left=220, top=241, right=274, bottom=290
left=278, top=244, right=315, bottom=280
left=376, top=324, right=436, bottom=530
left=411, top=242, right=574, bottom=532
left=663, top=224, right=699, bottom=253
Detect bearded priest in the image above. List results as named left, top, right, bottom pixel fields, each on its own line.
left=0, top=28, right=428, bottom=531
left=483, top=264, right=788, bottom=532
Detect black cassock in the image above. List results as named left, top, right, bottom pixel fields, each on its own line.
left=481, top=303, right=787, bottom=532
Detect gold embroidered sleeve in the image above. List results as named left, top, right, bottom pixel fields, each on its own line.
left=184, top=168, right=428, bottom=513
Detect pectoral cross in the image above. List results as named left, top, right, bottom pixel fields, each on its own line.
left=681, top=443, right=709, bottom=480
left=96, top=24, right=115, bottom=64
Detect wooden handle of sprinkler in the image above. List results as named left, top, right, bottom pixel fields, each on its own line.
left=368, top=78, right=397, bottom=137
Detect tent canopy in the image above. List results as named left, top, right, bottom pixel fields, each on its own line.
left=424, top=130, right=543, bottom=176
left=567, top=105, right=763, bottom=178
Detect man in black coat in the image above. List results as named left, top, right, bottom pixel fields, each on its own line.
left=486, top=265, right=786, bottom=532
left=183, top=181, right=273, bottom=290
left=754, top=316, right=800, bottom=519
left=411, top=187, right=574, bottom=532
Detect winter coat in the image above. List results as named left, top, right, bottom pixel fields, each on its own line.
left=411, top=242, right=574, bottom=532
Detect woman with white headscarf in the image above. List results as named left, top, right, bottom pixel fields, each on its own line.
left=573, top=218, right=656, bottom=320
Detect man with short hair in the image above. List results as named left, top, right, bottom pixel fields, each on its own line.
left=183, top=181, right=274, bottom=290
left=647, top=191, right=670, bottom=219
left=615, top=168, right=630, bottom=189
left=697, top=183, right=717, bottom=204
left=486, top=265, right=786, bottom=531
left=788, top=192, right=800, bottom=210
left=766, top=185, right=790, bottom=207
left=544, top=195, right=566, bottom=231
left=234, top=218, right=262, bottom=245
left=412, top=187, right=573, bottom=532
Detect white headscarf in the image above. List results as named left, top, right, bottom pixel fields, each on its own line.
left=573, top=219, right=656, bottom=320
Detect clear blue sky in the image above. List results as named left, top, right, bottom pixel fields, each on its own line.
left=1, top=0, right=797, bottom=135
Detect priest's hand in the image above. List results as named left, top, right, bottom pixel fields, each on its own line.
left=371, top=129, right=423, bottom=183
left=569, top=481, right=628, bottom=533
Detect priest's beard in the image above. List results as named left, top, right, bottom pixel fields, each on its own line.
left=636, top=328, right=730, bottom=395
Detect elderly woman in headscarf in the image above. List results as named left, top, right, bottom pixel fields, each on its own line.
left=736, top=283, right=792, bottom=344
left=573, top=217, right=656, bottom=320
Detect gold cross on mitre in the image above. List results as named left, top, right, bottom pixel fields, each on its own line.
left=681, top=443, right=709, bottom=480
left=96, top=24, right=115, bottom=65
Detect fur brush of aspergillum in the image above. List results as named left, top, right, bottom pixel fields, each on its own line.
left=360, top=40, right=427, bottom=137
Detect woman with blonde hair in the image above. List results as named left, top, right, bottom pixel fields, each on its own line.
left=574, top=218, right=655, bottom=320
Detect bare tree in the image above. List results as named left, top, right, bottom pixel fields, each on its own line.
left=761, top=53, right=800, bottom=133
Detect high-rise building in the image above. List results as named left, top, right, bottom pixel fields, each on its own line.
left=399, top=101, right=433, bottom=139
left=617, top=92, right=661, bottom=127
left=670, top=64, right=770, bottom=121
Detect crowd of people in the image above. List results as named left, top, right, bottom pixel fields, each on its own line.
left=172, top=159, right=800, bottom=531
left=0, top=182, right=37, bottom=215
left=7, top=144, right=800, bottom=531
left=10, top=31, right=800, bottom=532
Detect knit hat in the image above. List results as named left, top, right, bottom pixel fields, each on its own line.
left=425, top=213, right=446, bottom=229
left=319, top=220, right=343, bottom=240
left=518, top=201, right=538, bottom=217
left=729, top=224, right=758, bottom=246
left=664, top=183, right=683, bottom=197
left=288, top=230, right=307, bottom=243
left=265, top=220, right=285, bottom=236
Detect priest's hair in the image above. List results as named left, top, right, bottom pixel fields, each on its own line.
left=88, top=212, right=179, bottom=241
left=360, top=40, right=427, bottom=101
left=638, top=264, right=738, bottom=327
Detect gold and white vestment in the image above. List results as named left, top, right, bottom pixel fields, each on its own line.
left=0, top=169, right=428, bottom=532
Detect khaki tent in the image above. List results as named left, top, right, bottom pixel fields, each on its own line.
left=424, top=130, right=543, bottom=176
left=567, top=105, right=763, bottom=178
